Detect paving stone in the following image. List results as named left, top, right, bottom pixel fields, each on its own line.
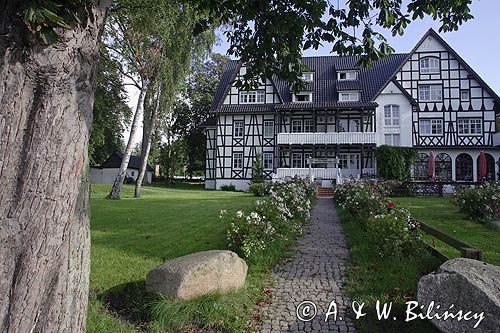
left=258, top=199, right=355, bottom=332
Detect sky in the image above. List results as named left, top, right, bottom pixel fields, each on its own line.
left=124, top=1, right=500, bottom=145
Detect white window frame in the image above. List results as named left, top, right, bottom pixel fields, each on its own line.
left=263, top=121, right=274, bottom=138
left=384, top=105, right=400, bottom=127
left=304, top=119, right=315, bottom=132
left=418, top=85, right=442, bottom=101
left=263, top=152, right=273, bottom=170
left=291, top=119, right=303, bottom=133
left=233, top=153, right=243, bottom=169
left=338, top=91, right=360, bottom=102
left=240, top=90, right=265, bottom=104
left=458, top=118, right=482, bottom=135
left=420, top=57, right=440, bottom=74
left=384, top=134, right=401, bottom=146
left=301, top=72, right=314, bottom=82
left=337, top=71, right=357, bottom=81
left=419, top=119, right=443, bottom=135
left=293, top=92, right=313, bottom=103
left=233, top=120, right=244, bottom=138
left=460, top=90, right=470, bottom=101
left=291, top=153, right=302, bottom=168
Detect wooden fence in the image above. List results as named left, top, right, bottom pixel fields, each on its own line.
left=414, top=218, right=483, bottom=261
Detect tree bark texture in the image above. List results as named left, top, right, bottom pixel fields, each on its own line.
left=108, top=79, right=148, bottom=199
left=0, top=1, right=107, bottom=332
left=135, top=86, right=160, bottom=198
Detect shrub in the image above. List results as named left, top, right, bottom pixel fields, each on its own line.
left=248, top=182, right=266, bottom=197
left=334, top=180, right=391, bottom=225
left=221, top=178, right=315, bottom=259
left=452, top=182, right=500, bottom=223
left=220, top=184, right=236, bottom=192
left=367, top=207, right=424, bottom=258
left=375, top=145, right=417, bottom=181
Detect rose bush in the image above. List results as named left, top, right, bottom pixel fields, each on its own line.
left=334, top=180, right=423, bottom=257
left=367, top=207, right=424, bottom=258
left=452, top=182, right=500, bottom=223
left=221, top=178, right=315, bottom=259
left=334, top=180, right=392, bottom=225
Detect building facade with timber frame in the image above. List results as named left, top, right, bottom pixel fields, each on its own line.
left=204, top=29, right=500, bottom=191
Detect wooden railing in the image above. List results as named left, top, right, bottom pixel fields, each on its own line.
left=277, top=132, right=376, bottom=145
left=414, top=218, right=483, bottom=261
left=275, top=167, right=376, bottom=180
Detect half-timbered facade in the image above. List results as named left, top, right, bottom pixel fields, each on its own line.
left=205, top=29, right=500, bottom=190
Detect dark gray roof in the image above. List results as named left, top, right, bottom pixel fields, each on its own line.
left=100, top=153, right=153, bottom=171
left=211, top=54, right=408, bottom=113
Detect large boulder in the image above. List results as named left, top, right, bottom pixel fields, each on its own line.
left=417, top=258, right=500, bottom=333
left=146, top=250, right=247, bottom=300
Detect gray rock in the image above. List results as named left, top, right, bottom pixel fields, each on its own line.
left=146, top=250, right=247, bottom=300
left=417, top=258, right=500, bottom=333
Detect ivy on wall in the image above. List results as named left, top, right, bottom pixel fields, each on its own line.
left=375, top=145, right=418, bottom=181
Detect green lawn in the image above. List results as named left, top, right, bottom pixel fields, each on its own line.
left=394, top=197, right=500, bottom=266
left=338, top=207, right=441, bottom=333
left=87, top=183, right=258, bottom=332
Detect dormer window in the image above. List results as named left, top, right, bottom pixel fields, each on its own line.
left=240, top=91, right=265, bottom=104
left=338, top=91, right=360, bottom=102
left=420, top=57, right=440, bottom=74
left=337, top=71, right=357, bottom=81
left=301, top=72, right=314, bottom=82
left=293, top=92, right=313, bottom=103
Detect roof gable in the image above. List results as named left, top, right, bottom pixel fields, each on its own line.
left=374, top=28, right=500, bottom=106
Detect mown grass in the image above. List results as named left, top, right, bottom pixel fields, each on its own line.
left=394, top=196, right=500, bottom=265
left=87, top=183, right=277, bottom=332
left=337, top=206, right=441, bottom=333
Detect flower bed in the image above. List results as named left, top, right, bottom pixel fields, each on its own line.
left=334, top=180, right=423, bottom=256
left=452, top=181, right=500, bottom=223
left=220, top=178, right=315, bottom=259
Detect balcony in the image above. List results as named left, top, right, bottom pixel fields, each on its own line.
left=277, top=132, right=376, bottom=145
left=274, top=167, right=376, bottom=180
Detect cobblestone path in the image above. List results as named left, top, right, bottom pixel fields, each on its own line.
left=259, top=198, right=355, bottom=332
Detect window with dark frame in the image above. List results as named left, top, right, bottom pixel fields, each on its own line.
left=263, top=121, right=274, bottom=138
left=291, top=119, right=303, bottom=133
left=304, top=119, right=315, bottom=132
left=263, top=152, right=273, bottom=170
left=233, top=153, right=243, bottom=169
left=233, top=120, right=244, bottom=137
left=291, top=153, right=302, bottom=168
left=455, top=153, right=473, bottom=181
left=460, top=90, right=470, bottom=101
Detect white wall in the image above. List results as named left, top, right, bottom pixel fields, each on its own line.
left=91, top=168, right=152, bottom=184
left=215, top=179, right=250, bottom=191
left=374, top=81, right=413, bottom=147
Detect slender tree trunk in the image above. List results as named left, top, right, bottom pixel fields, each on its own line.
left=108, top=79, right=149, bottom=199
left=135, top=86, right=161, bottom=198
left=0, top=2, right=107, bottom=332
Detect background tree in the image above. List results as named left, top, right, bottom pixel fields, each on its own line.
left=0, top=0, right=475, bottom=331
left=173, top=53, right=228, bottom=177
left=89, top=46, right=132, bottom=165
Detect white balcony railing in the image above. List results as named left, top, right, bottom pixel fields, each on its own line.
left=277, top=132, right=376, bottom=145
left=275, top=167, right=376, bottom=180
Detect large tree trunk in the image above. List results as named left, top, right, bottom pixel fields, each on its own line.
left=135, top=86, right=160, bottom=198
left=0, top=1, right=107, bottom=332
left=108, top=79, right=149, bottom=199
